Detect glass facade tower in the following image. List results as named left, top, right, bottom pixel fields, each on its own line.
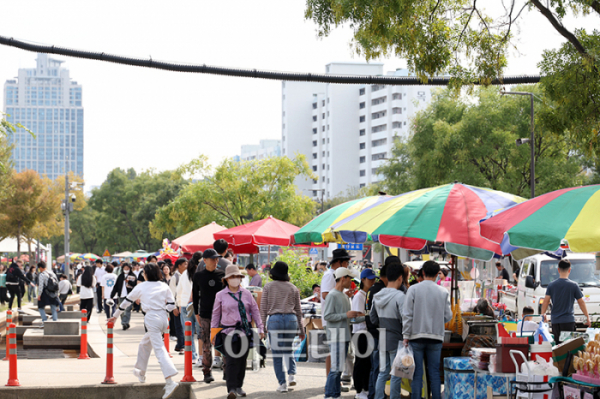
left=2, top=53, right=83, bottom=180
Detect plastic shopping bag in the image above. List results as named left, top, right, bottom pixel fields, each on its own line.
left=533, top=321, right=553, bottom=342
left=392, top=343, right=415, bottom=380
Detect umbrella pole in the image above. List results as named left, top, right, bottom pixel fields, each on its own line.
left=268, top=246, right=271, bottom=266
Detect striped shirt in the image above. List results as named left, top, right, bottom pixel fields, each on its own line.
left=260, top=280, right=303, bottom=328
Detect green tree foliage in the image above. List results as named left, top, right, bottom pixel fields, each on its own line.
left=0, top=170, right=61, bottom=256
left=151, top=156, right=316, bottom=238
left=88, top=168, right=188, bottom=253
left=539, top=30, right=600, bottom=159
left=275, top=249, right=322, bottom=298
left=378, top=86, right=590, bottom=197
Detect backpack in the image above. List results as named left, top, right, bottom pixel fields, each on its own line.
left=5, top=266, right=17, bottom=283
left=45, top=273, right=59, bottom=293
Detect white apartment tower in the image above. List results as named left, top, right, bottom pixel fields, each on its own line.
left=282, top=63, right=432, bottom=201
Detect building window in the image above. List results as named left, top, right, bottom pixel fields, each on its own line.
left=313, top=103, right=317, bottom=109
left=322, top=113, right=325, bottom=119
left=312, top=166, right=318, bottom=172
left=360, top=156, right=366, bottom=163
left=359, top=116, right=366, bottom=123
left=322, top=126, right=326, bottom=132
left=360, top=170, right=366, bottom=177
left=360, top=183, right=366, bottom=188
left=372, top=124, right=387, bottom=133
left=393, top=93, right=402, bottom=100
left=372, top=138, right=387, bottom=147
left=360, top=102, right=365, bottom=109
left=313, top=128, right=317, bottom=134
left=360, top=143, right=366, bottom=150
left=372, top=152, right=387, bottom=161
left=372, top=96, right=387, bottom=105
left=359, top=88, right=365, bottom=95
left=313, top=190, right=317, bottom=196
left=322, top=100, right=325, bottom=106
left=372, top=110, right=387, bottom=119
left=313, top=140, right=317, bottom=147
left=313, top=116, right=317, bottom=121
left=322, top=164, right=325, bottom=170
left=322, top=138, right=326, bottom=144
left=327, top=125, right=330, bottom=130
left=371, top=85, right=386, bottom=92
left=323, top=151, right=325, bottom=157
left=359, top=129, right=365, bottom=136
left=322, top=176, right=325, bottom=182
left=392, top=122, right=402, bottom=128
left=313, top=153, right=318, bottom=159
left=372, top=168, right=379, bottom=175
left=313, top=179, right=318, bottom=184
left=393, top=108, right=402, bottom=114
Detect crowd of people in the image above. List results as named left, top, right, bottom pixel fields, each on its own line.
left=2, top=242, right=456, bottom=399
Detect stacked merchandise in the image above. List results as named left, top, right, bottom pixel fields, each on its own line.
left=572, top=335, right=600, bottom=384
left=470, top=348, right=497, bottom=371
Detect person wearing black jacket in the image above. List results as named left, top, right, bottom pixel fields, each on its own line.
left=26, top=265, right=37, bottom=303
left=365, top=265, right=387, bottom=399
left=110, top=263, right=137, bottom=330
left=192, top=249, right=225, bottom=382
left=6, top=260, right=35, bottom=310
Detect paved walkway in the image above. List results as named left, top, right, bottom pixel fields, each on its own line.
left=0, top=305, right=342, bottom=399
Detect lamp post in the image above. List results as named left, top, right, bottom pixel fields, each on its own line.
left=62, top=158, right=72, bottom=277
left=501, top=91, right=535, bottom=198
left=305, top=188, right=325, bottom=214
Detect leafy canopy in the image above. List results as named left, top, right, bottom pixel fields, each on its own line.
left=151, top=155, right=316, bottom=238
left=378, top=86, right=590, bottom=197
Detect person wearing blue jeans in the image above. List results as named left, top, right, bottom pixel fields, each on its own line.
left=326, top=340, right=350, bottom=398
left=374, top=347, right=401, bottom=399
left=36, top=262, right=59, bottom=323
left=402, top=260, right=452, bottom=399
left=368, top=337, right=380, bottom=399
left=268, top=314, right=298, bottom=387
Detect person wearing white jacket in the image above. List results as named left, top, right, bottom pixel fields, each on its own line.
left=176, top=254, right=202, bottom=364
left=108, top=263, right=180, bottom=399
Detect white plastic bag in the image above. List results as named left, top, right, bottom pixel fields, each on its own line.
left=392, top=344, right=415, bottom=380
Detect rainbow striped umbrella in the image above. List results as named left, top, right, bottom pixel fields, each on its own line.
left=332, top=183, right=526, bottom=260
left=293, top=195, right=390, bottom=244
left=74, top=253, right=101, bottom=261
left=480, top=184, right=600, bottom=253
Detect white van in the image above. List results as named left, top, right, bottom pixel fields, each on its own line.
left=500, top=253, right=599, bottom=325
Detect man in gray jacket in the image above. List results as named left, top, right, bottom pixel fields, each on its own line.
left=402, top=261, right=452, bottom=399
left=371, top=263, right=405, bottom=399
left=323, top=267, right=363, bottom=399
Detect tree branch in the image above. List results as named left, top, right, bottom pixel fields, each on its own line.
left=591, top=1, right=600, bottom=15
left=530, top=0, right=588, bottom=55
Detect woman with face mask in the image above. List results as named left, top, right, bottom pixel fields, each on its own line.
left=110, top=262, right=137, bottom=330
left=211, top=265, right=265, bottom=399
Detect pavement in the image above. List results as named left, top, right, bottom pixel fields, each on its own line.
left=0, top=304, right=345, bottom=399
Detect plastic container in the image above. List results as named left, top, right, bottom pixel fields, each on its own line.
left=530, top=342, right=553, bottom=363
left=444, top=330, right=452, bottom=343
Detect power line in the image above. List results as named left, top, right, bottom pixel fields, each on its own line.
left=0, top=35, right=541, bottom=86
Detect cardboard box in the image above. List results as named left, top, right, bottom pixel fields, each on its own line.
left=552, top=337, right=586, bottom=376
left=303, top=317, right=323, bottom=346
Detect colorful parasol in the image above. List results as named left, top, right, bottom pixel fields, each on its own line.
left=158, top=239, right=180, bottom=262
left=214, top=216, right=299, bottom=247
left=479, top=184, right=600, bottom=253
left=74, top=253, right=101, bottom=261
left=332, top=183, right=526, bottom=261
left=293, top=195, right=390, bottom=244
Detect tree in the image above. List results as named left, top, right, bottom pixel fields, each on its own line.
left=0, top=170, right=61, bottom=257
left=89, top=168, right=188, bottom=253
left=150, top=156, right=316, bottom=238
left=378, top=86, right=590, bottom=196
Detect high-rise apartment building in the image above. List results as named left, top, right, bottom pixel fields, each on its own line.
left=282, top=63, right=432, bottom=201
left=3, top=54, right=84, bottom=180
left=239, top=139, right=281, bottom=161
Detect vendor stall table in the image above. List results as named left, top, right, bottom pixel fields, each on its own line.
left=473, top=367, right=516, bottom=399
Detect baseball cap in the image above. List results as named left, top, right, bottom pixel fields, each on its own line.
left=335, top=267, right=359, bottom=279
left=202, top=248, right=222, bottom=259
left=360, top=269, right=377, bottom=280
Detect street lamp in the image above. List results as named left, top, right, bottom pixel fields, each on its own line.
left=305, top=188, right=326, bottom=214
left=62, top=157, right=82, bottom=277
left=501, top=90, right=535, bottom=198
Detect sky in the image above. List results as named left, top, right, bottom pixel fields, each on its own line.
left=0, top=1, right=598, bottom=190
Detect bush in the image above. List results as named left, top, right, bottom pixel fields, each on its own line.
left=270, top=249, right=322, bottom=298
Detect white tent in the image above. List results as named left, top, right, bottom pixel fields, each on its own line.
left=0, top=237, right=49, bottom=253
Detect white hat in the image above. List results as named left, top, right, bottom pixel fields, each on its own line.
left=335, top=267, right=359, bottom=280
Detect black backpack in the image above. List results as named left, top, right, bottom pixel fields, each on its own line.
left=45, top=273, right=59, bottom=293
left=6, top=266, right=17, bottom=283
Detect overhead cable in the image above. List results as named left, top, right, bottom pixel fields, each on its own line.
left=0, top=35, right=541, bottom=86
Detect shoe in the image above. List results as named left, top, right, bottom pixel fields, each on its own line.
left=179, top=350, right=185, bottom=355
left=341, top=386, right=350, bottom=392
left=341, top=374, right=351, bottom=383
left=196, top=356, right=204, bottom=367
left=227, top=390, right=238, bottom=399
left=213, top=356, right=222, bottom=369
left=277, top=383, right=288, bottom=393
left=17, top=308, right=21, bottom=311
left=170, top=336, right=177, bottom=341
left=163, top=379, right=179, bottom=399
left=223, top=371, right=227, bottom=381
left=288, top=375, right=296, bottom=386
left=133, top=368, right=146, bottom=383
left=203, top=373, right=214, bottom=383
left=355, top=392, right=369, bottom=399
left=236, top=388, right=247, bottom=397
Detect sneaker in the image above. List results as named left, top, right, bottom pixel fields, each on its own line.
left=288, top=375, right=296, bottom=386
left=276, top=383, right=288, bottom=393
left=163, top=379, right=179, bottom=399
left=203, top=373, right=214, bottom=383
left=341, top=386, right=350, bottom=393
left=133, top=368, right=146, bottom=383
left=236, top=388, right=247, bottom=397
left=341, top=374, right=351, bottom=383
left=213, top=356, right=223, bottom=369
left=227, top=390, right=238, bottom=399
left=355, top=392, right=369, bottom=399
left=196, top=356, right=204, bottom=368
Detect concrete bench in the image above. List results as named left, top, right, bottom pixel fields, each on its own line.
left=43, top=320, right=80, bottom=336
